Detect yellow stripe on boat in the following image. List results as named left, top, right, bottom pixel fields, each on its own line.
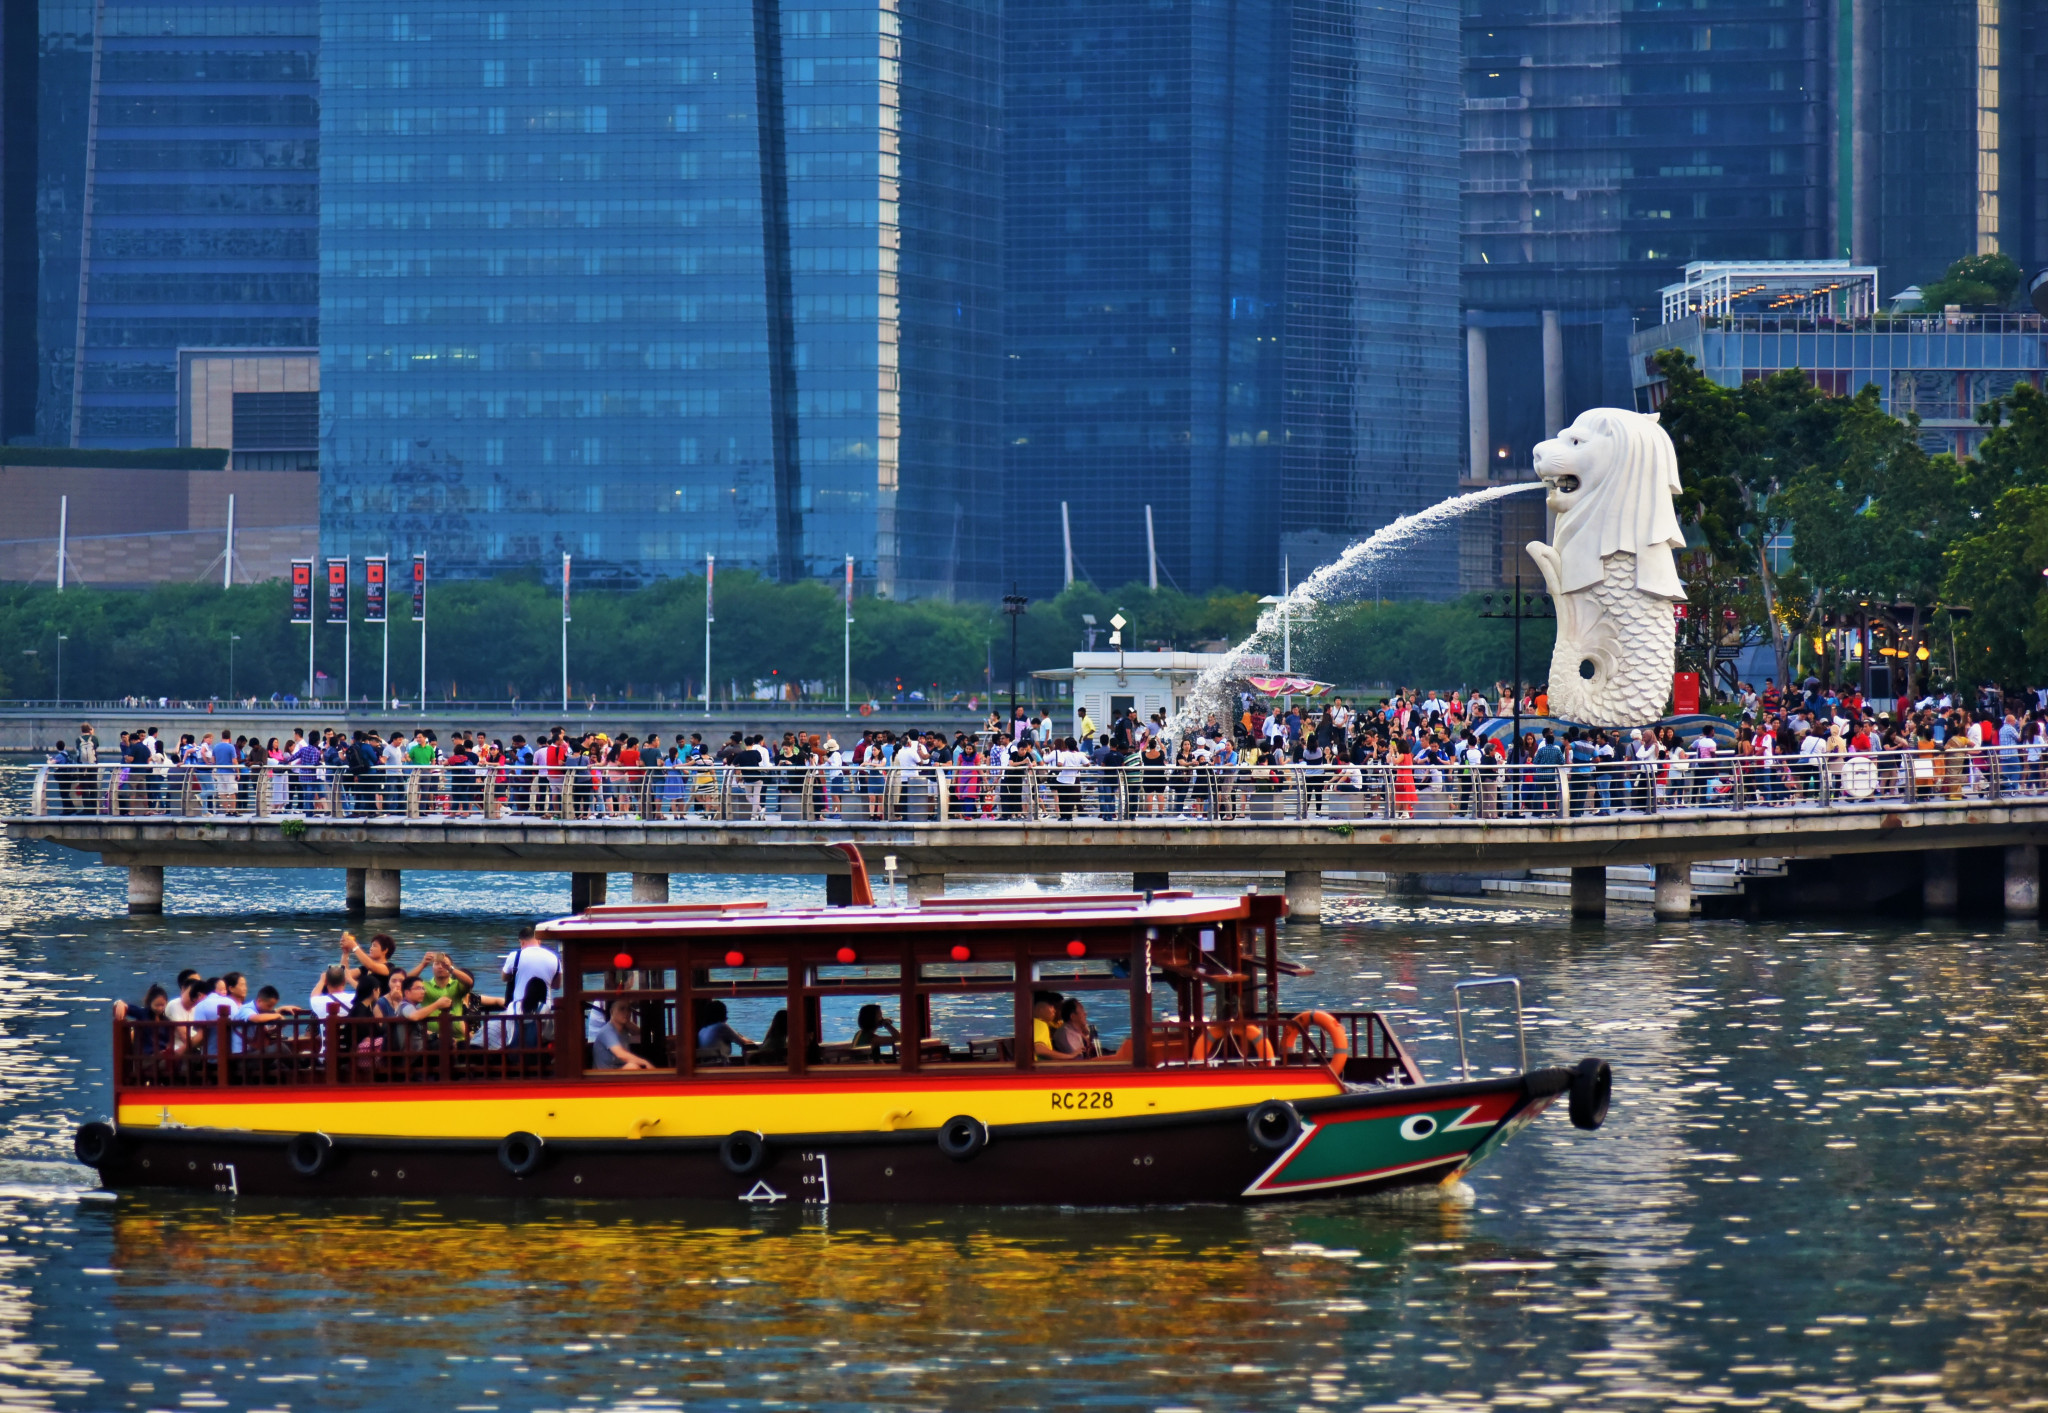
left=118, top=1073, right=1344, bottom=1141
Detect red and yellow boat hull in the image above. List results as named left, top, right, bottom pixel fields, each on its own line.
left=85, top=1067, right=1576, bottom=1204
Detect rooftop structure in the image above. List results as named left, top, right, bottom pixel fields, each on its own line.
left=1632, top=261, right=2047, bottom=459
left=1659, top=262, right=1880, bottom=326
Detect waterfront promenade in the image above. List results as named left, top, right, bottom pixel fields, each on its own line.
left=6, top=755, right=2045, bottom=924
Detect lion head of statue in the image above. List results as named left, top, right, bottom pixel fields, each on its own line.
left=1532, top=406, right=1686, bottom=599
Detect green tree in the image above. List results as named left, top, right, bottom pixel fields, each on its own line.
left=1917, top=251, right=2023, bottom=311
left=1651, top=351, right=1847, bottom=685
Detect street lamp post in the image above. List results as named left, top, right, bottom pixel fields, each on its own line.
left=1479, top=569, right=1556, bottom=760
left=20, top=649, right=35, bottom=707
left=228, top=633, right=239, bottom=703
left=1002, top=585, right=1029, bottom=719
left=55, top=634, right=66, bottom=707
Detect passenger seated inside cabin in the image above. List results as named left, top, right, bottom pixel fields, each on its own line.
left=1053, top=998, right=1098, bottom=1058
left=851, top=1003, right=899, bottom=1053
left=695, top=999, right=754, bottom=1062
left=1032, top=991, right=1082, bottom=1062
left=593, top=998, right=655, bottom=1071
left=753, top=1009, right=790, bottom=1064
left=750, top=1010, right=823, bottom=1066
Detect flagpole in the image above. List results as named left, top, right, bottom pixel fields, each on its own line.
left=844, top=554, right=853, bottom=713
left=704, top=552, right=715, bottom=713
left=561, top=552, right=571, bottom=712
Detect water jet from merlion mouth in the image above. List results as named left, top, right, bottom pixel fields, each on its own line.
left=1175, top=482, right=1547, bottom=732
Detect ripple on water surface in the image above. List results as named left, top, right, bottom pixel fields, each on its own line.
left=0, top=836, right=2043, bottom=1410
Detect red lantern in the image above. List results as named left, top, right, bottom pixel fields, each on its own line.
left=1066, top=940, right=1086, bottom=958
left=724, top=950, right=745, bottom=968
left=612, top=952, right=634, bottom=971
left=835, top=946, right=857, bottom=964
left=950, top=944, right=971, bottom=962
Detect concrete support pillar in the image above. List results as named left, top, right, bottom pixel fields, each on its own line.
left=1923, top=851, right=1958, bottom=916
left=345, top=867, right=366, bottom=914
left=1133, top=871, right=1170, bottom=894
left=631, top=872, right=670, bottom=903
left=906, top=872, right=945, bottom=904
left=2004, top=845, right=2038, bottom=918
left=1466, top=322, right=1491, bottom=479
left=1652, top=862, right=1691, bottom=921
left=1570, top=865, right=1607, bottom=919
left=1283, top=870, right=1323, bottom=922
left=1541, top=308, right=1566, bottom=438
left=571, top=871, right=609, bottom=913
left=363, top=868, right=401, bottom=917
left=127, top=864, right=164, bottom=915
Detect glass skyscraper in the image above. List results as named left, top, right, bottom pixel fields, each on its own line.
left=1461, top=0, right=1834, bottom=474
left=1003, top=0, right=1462, bottom=599
left=35, top=0, right=320, bottom=447
left=319, top=0, right=999, bottom=597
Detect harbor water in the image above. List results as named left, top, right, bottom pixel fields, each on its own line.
left=0, top=836, right=2043, bottom=1411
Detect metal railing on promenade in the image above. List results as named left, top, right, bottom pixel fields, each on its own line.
left=0, top=698, right=1007, bottom=719
left=10, top=748, right=2042, bottom=825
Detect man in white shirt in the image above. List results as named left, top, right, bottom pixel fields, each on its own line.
left=501, top=925, right=562, bottom=1009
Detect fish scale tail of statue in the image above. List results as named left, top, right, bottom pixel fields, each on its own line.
left=1524, top=408, right=1687, bottom=730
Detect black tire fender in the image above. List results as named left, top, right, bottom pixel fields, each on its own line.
left=1246, top=1099, right=1302, bottom=1153
left=1568, top=1057, right=1612, bottom=1132
left=936, top=1115, right=988, bottom=1162
left=286, top=1131, right=333, bottom=1178
left=74, top=1121, right=117, bottom=1168
left=719, top=1130, right=769, bottom=1176
left=497, top=1131, right=547, bottom=1178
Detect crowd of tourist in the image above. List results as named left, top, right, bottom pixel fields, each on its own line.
left=41, top=674, right=2048, bottom=822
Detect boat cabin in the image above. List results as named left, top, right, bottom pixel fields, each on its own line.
left=112, top=891, right=1419, bottom=1092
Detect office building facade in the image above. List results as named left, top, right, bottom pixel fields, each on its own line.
left=319, top=0, right=999, bottom=598
left=1845, top=0, right=2048, bottom=288
left=1003, top=0, right=1462, bottom=600
left=1462, top=0, right=1835, bottom=477
left=1, top=0, right=34, bottom=443
left=35, top=0, right=319, bottom=448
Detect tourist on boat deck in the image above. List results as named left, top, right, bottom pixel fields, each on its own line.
left=395, top=976, right=455, bottom=1052
left=695, top=1000, right=754, bottom=1061
left=850, top=1003, right=899, bottom=1052
left=1031, top=991, right=1081, bottom=1061
left=1053, top=998, right=1097, bottom=1057
left=500, top=924, right=562, bottom=1010
left=593, top=998, right=655, bottom=1070
left=113, top=985, right=173, bottom=1052
left=187, top=974, right=239, bottom=1054
left=418, top=952, right=479, bottom=1041
left=309, top=965, right=351, bottom=1020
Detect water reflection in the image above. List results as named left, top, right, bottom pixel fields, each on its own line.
left=0, top=837, right=2043, bottom=1409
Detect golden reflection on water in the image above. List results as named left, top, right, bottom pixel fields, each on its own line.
left=92, top=1198, right=1490, bottom=1407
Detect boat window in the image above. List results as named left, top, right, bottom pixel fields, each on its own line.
left=1032, top=958, right=1120, bottom=982
left=919, top=961, right=1015, bottom=983
left=702, top=965, right=789, bottom=984
left=812, top=963, right=902, bottom=985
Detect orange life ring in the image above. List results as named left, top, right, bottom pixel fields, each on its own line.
left=858, top=703, right=874, bottom=717
left=1190, top=1021, right=1274, bottom=1063
left=1279, top=1010, right=1349, bottom=1063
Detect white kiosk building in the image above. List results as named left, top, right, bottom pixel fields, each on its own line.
left=1032, top=650, right=1255, bottom=737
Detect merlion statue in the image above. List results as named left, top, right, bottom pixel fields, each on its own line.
left=1524, top=407, right=1687, bottom=727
